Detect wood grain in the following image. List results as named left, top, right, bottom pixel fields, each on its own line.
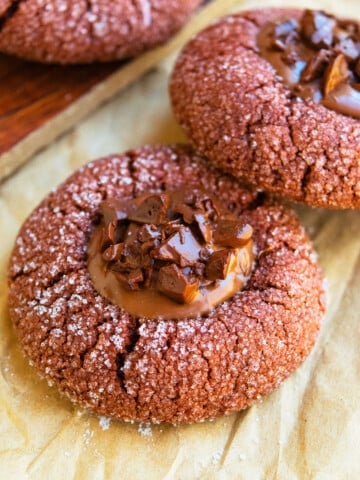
left=0, top=54, right=121, bottom=154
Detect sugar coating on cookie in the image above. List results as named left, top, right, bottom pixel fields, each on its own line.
left=0, top=0, right=202, bottom=63
left=8, top=145, right=325, bottom=424
left=170, top=8, right=360, bottom=209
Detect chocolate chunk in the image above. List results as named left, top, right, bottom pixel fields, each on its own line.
left=258, top=10, right=360, bottom=118
left=274, top=19, right=298, bottom=40
left=324, top=54, right=351, bottom=95
left=116, top=243, right=142, bottom=271
left=214, top=221, right=253, bottom=248
left=355, top=59, right=360, bottom=77
left=281, top=47, right=302, bottom=66
left=205, top=249, right=235, bottom=280
left=202, top=198, right=220, bottom=220
left=100, top=199, right=128, bottom=225
left=153, top=228, right=202, bottom=266
left=300, top=10, right=335, bottom=48
left=128, top=193, right=169, bottom=224
left=334, top=36, right=359, bottom=61
left=171, top=188, right=196, bottom=207
left=174, top=203, right=196, bottom=224
left=322, top=82, right=360, bottom=118
left=124, top=222, right=141, bottom=243
left=101, top=221, right=118, bottom=247
left=300, top=49, right=330, bottom=82
left=272, top=19, right=298, bottom=51
left=140, top=240, right=157, bottom=265
left=95, top=187, right=254, bottom=305
left=113, top=269, right=143, bottom=291
left=157, top=264, right=199, bottom=304
left=194, top=212, right=212, bottom=243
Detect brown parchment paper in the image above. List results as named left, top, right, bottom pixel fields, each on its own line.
left=1, top=1, right=360, bottom=478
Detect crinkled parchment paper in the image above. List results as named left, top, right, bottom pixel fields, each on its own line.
left=0, top=1, right=359, bottom=478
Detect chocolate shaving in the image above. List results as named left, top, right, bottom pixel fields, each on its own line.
left=102, top=243, right=124, bottom=262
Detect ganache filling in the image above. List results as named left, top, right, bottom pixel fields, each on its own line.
left=87, top=186, right=255, bottom=319
left=257, top=9, right=360, bottom=118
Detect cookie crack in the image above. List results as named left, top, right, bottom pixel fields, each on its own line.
left=84, top=0, right=95, bottom=42
left=126, top=150, right=142, bottom=198
left=116, top=318, right=140, bottom=392
left=287, top=99, right=311, bottom=199
left=241, top=13, right=263, bottom=29
left=300, top=163, right=312, bottom=195
left=0, top=0, right=26, bottom=32
left=246, top=192, right=266, bottom=211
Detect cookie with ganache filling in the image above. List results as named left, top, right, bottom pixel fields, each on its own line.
left=170, top=9, right=360, bottom=209
left=7, top=145, right=324, bottom=423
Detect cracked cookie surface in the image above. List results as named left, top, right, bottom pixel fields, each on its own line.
left=170, top=9, right=360, bottom=209
left=0, top=0, right=202, bottom=63
left=8, top=145, right=324, bottom=424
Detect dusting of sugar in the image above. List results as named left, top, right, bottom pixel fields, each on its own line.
left=99, top=416, right=111, bottom=431
left=211, top=449, right=223, bottom=465
left=138, top=422, right=152, bottom=437
left=83, top=427, right=93, bottom=446
left=239, top=453, right=247, bottom=461
left=137, top=0, right=152, bottom=27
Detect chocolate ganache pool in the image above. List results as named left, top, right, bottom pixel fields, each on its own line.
left=258, top=9, right=360, bottom=118
left=87, top=187, right=255, bottom=319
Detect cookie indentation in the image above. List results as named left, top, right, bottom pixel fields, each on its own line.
left=257, top=9, right=360, bottom=118
left=87, top=187, right=255, bottom=319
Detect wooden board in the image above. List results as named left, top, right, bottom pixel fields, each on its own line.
left=0, top=1, right=214, bottom=183
left=0, top=54, right=120, bottom=156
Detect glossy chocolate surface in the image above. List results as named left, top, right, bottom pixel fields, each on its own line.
left=87, top=187, right=255, bottom=319
left=257, top=10, right=360, bottom=118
